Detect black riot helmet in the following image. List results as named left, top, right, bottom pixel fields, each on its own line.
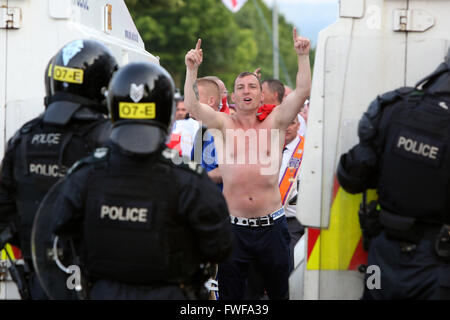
left=44, top=56, right=54, bottom=108
left=416, top=47, right=450, bottom=95
left=106, top=61, right=176, bottom=155
left=446, top=47, right=450, bottom=66
left=44, top=39, right=118, bottom=125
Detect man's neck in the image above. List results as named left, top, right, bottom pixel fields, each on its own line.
left=235, top=108, right=259, bottom=128
left=285, top=135, right=299, bottom=146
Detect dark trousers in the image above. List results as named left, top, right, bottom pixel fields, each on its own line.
left=243, top=216, right=304, bottom=299
left=217, top=216, right=291, bottom=300
left=363, top=230, right=450, bottom=300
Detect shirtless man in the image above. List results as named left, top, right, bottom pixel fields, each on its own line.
left=184, top=28, right=311, bottom=300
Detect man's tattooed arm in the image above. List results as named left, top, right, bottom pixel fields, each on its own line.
left=193, top=81, right=199, bottom=101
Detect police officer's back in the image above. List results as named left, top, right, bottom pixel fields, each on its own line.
left=337, top=49, right=450, bottom=299
left=0, top=39, right=118, bottom=299
left=50, top=62, right=233, bottom=300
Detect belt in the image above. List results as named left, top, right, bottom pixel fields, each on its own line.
left=230, top=208, right=285, bottom=227
left=380, top=210, right=444, bottom=243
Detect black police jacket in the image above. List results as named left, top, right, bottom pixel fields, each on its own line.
left=337, top=88, right=450, bottom=224
left=0, top=109, right=111, bottom=259
left=51, top=141, right=233, bottom=286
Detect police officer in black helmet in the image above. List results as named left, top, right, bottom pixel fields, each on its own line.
left=45, top=61, right=233, bottom=299
left=0, top=39, right=118, bottom=300
left=337, top=48, right=450, bottom=300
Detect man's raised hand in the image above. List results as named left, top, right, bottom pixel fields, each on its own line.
left=253, top=67, right=262, bottom=81
left=185, top=39, right=203, bottom=70
left=293, top=28, right=310, bottom=56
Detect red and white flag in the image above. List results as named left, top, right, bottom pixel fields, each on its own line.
left=221, top=0, right=248, bottom=13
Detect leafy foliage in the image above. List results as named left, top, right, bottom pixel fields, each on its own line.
left=125, top=0, right=314, bottom=93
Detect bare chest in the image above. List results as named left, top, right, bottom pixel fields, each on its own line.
left=214, top=122, right=284, bottom=166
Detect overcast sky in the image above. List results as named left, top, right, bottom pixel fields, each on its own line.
left=261, top=0, right=339, bottom=45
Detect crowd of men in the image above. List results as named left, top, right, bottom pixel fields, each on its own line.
left=0, top=27, right=448, bottom=301
left=0, top=29, right=310, bottom=300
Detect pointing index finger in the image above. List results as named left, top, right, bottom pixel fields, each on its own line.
left=293, top=27, right=298, bottom=41
left=195, top=38, right=202, bottom=50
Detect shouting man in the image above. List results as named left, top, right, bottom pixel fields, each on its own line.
left=184, top=28, right=311, bottom=300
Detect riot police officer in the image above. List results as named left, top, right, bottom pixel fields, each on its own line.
left=337, top=49, right=450, bottom=300
left=41, top=61, right=233, bottom=299
left=0, top=39, right=118, bottom=299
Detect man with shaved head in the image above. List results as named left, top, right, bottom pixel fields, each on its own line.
left=197, top=78, right=221, bottom=110
left=169, top=78, right=220, bottom=158
left=201, top=76, right=230, bottom=114
left=191, top=78, right=223, bottom=186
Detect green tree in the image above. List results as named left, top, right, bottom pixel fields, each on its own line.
left=125, top=0, right=313, bottom=92
left=235, top=0, right=315, bottom=87
left=126, top=0, right=258, bottom=91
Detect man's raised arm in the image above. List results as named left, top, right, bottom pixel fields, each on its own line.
left=271, top=28, right=311, bottom=129
left=184, top=39, right=224, bottom=130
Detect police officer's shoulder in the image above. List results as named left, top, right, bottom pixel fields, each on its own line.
left=67, top=147, right=110, bottom=176
left=366, top=86, right=416, bottom=117
left=359, top=86, right=421, bottom=142
left=380, top=86, right=418, bottom=103
left=7, top=116, right=42, bottom=149
left=160, top=148, right=204, bottom=175
left=376, top=87, right=424, bottom=113
left=20, top=116, right=42, bottom=134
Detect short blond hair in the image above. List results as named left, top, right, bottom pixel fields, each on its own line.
left=197, top=77, right=221, bottom=109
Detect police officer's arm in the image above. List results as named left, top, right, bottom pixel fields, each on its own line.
left=337, top=97, right=382, bottom=194
left=269, top=28, right=311, bottom=129
left=337, top=145, right=378, bottom=194
left=184, top=39, right=226, bottom=130
left=51, top=169, right=89, bottom=238
left=179, top=170, right=233, bottom=263
left=0, top=139, right=20, bottom=245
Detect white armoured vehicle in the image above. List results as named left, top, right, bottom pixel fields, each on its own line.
left=291, top=0, right=450, bottom=300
